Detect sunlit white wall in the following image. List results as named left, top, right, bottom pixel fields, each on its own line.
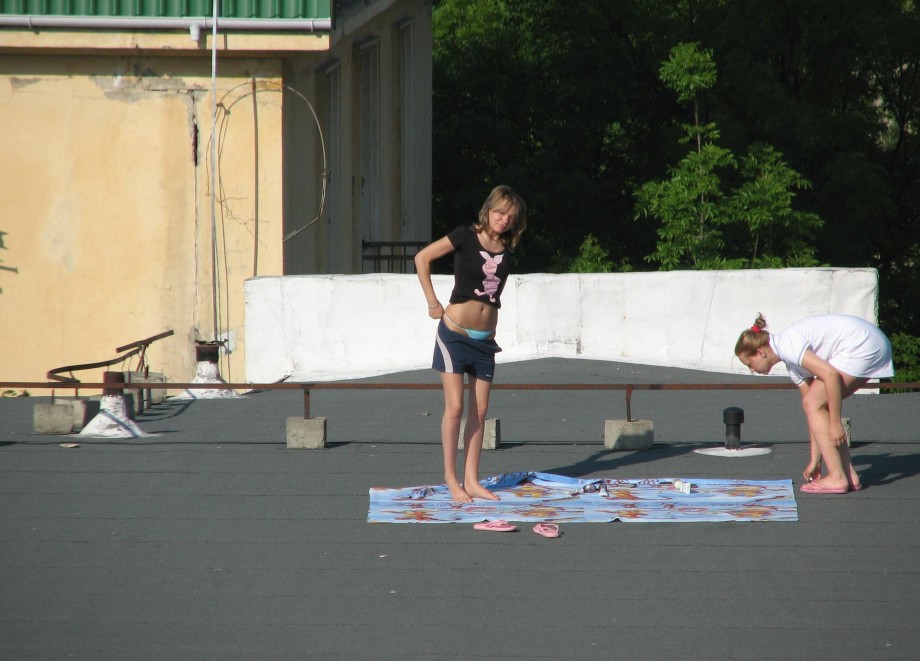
left=245, top=268, right=880, bottom=383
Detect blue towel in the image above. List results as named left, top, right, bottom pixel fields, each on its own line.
left=368, top=472, right=798, bottom=523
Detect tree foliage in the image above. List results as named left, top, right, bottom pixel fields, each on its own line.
left=636, top=43, right=823, bottom=270
left=556, top=234, right=619, bottom=274
left=432, top=0, right=920, bottom=336
left=728, top=145, right=823, bottom=268
left=889, top=333, right=920, bottom=387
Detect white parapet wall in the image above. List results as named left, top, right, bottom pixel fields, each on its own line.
left=244, top=268, right=880, bottom=383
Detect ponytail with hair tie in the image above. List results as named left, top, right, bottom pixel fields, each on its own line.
left=734, top=314, right=769, bottom=357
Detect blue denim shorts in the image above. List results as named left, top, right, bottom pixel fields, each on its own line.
left=431, top=319, right=502, bottom=381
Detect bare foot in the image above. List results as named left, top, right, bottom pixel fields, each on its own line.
left=849, top=467, right=862, bottom=491
left=465, top=482, right=500, bottom=501
left=808, top=477, right=850, bottom=492
left=448, top=482, right=472, bottom=503
left=803, top=461, right=821, bottom=482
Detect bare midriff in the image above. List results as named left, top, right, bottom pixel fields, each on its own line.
left=444, top=300, right=498, bottom=336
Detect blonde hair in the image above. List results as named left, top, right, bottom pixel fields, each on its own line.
left=734, top=314, right=770, bottom=356
left=473, top=185, right=527, bottom=250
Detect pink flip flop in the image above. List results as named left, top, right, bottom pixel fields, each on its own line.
left=800, top=481, right=849, bottom=494
left=473, top=520, right=517, bottom=532
left=533, top=523, right=560, bottom=538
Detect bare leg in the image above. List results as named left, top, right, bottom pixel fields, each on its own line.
left=803, top=430, right=822, bottom=482
left=462, top=376, right=499, bottom=501
left=439, top=372, right=471, bottom=503
left=833, top=377, right=864, bottom=490
left=841, top=440, right=861, bottom=490
left=800, top=376, right=866, bottom=491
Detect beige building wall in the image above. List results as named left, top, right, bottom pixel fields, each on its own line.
left=284, top=1, right=433, bottom=274
left=0, top=0, right=432, bottom=388
left=0, top=53, right=286, bottom=385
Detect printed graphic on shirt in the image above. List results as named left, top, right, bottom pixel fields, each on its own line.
left=473, top=251, right=504, bottom=303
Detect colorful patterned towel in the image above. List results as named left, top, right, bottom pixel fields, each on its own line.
left=368, top=472, right=798, bottom=523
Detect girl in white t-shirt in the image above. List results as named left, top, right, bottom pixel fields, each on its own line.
left=734, top=314, right=894, bottom=494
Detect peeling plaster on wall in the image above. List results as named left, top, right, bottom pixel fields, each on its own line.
left=9, top=77, right=41, bottom=89
left=184, top=90, right=202, bottom=165
left=93, top=76, right=194, bottom=101
left=185, top=89, right=205, bottom=349
left=90, top=57, right=204, bottom=101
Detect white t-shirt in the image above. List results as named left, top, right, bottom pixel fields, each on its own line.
left=770, top=315, right=895, bottom=386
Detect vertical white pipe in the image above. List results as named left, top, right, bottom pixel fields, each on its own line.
left=251, top=77, right=260, bottom=277
left=209, top=2, right=220, bottom=343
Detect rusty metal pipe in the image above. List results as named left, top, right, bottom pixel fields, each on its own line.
left=3, top=380, right=917, bottom=427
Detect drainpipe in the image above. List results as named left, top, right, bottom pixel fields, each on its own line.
left=0, top=17, right=333, bottom=40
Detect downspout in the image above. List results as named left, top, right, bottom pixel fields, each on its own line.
left=209, top=4, right=220, bottom=344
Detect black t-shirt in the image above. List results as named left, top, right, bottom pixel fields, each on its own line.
left=446, top=225, right=511, bottom=308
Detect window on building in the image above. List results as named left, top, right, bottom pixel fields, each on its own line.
left=398, top=19, right=416, bottom=238
left=324, top=63, right=342, bottom=273
left=359, top=40, right=381, bottom=272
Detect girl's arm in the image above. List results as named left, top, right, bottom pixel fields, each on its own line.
left=800, top=349, right=848, bottom=445
left=414, top=236, right=455, bottom=319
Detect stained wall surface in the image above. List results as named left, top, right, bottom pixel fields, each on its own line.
left=0, top=56, right=285, bottom=384
left=244, top=268, right=881, bottom=383
left=0, top=0, right=433, bottom=386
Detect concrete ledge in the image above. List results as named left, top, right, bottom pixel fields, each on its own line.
left=458, top=418, right=501, bottom=451
left=286, top=416, right=327, bottom=449
left=124, top=371, right=167, bottom=414
left=246, top=270, right=880, bottom=383
left=33, top=398, right=102, bottom=434
left=604, top=419, right=654, bottom=450
left=33, top=402, right=80, bottom=434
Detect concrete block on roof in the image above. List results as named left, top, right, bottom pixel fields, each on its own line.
left=604, top=419, right=654, bottom=451
left=124, top=371, right=167, bottom=413
left=33, top=398, right=94, bottom=434
left=287, top=416, right=327, bottom=449
left=458, top=418, right=501, bottom=451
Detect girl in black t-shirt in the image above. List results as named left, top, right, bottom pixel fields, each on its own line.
left=414, top=185, right=527, bottom=503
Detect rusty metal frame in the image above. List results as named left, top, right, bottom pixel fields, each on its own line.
left=45, top=330, right=175, bottom=384
left=2, top=379, right=917, bottom=423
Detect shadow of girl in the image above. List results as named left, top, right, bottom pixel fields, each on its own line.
left=852, top=448, right=920, bottom=487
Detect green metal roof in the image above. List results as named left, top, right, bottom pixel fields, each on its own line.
left=0, top=0, right=331, bottom=20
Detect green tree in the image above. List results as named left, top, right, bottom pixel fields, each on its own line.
left=568, top=234, right=615, bottom=273
left=727, top=145, right=823, bottom=268
left=889, top=333, right=920, bottom=387
left=432, top=0, right=920, bottom=333
left=433, top=0, right=672, bottom=270
left=635, top=42, right=822, bottom=270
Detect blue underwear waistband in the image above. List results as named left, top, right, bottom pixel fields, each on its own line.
left=442, top=312, right=494, bottom=341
